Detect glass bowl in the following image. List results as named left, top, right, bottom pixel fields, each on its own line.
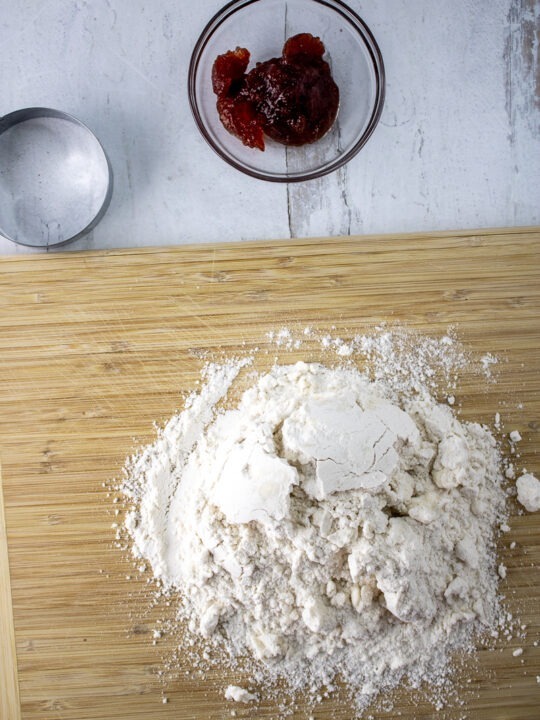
left=188, top=0, right=385, bottom=183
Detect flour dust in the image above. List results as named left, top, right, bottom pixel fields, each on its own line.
left=115, top=326, right=538, bottom=717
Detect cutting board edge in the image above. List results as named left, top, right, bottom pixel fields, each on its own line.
left=0, top=460, right=22, bottom=720
left=0, top=224, right=538, bottom=262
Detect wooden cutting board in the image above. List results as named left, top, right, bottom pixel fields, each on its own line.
left=0, top=227, right=539, bottom=720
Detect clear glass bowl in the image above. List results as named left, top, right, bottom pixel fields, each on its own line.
left=188, top=0, right=385, bottom=182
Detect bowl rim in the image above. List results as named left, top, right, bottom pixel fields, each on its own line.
left=188, top=0, right=385, bottom=183
left=0, top=106, right=113, bottom=248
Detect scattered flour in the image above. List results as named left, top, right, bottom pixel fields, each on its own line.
left=120, top=328, right=523, bottom=715
left=480, top=353, right=498, bottom=380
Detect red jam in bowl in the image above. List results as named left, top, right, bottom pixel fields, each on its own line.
left=212, top=33, right=339, bottom=151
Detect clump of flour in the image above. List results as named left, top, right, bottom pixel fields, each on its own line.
left=120, top=330, right=516, bottom=715
left=516, top=473, right=540, bottom=512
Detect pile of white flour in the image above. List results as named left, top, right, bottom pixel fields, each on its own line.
left=121, top=334, right=513, bottom=713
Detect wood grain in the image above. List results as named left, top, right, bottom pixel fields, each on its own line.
left=0, top=462, right=22, bottom=720
left=0, top=227, right=539, bottom=720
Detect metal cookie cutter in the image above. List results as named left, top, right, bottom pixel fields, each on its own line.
left=0, top=107, right=112, bottom=248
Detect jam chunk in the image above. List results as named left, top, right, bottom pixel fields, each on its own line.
left=212, top=33, right=339, bottom=151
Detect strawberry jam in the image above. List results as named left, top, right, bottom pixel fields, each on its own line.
left=212, top=33, right=339, bottom=151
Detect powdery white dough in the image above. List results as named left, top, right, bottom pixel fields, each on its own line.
left=123, top=358, right=508, bottom=712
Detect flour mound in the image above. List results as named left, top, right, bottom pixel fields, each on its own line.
left=123, top=360, right=506, bottom=710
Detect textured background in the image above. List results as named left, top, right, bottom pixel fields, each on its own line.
left=0, top=0, right=539, bottom=254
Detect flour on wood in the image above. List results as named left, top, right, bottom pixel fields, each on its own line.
left=120, top=328, right=524, bottom=713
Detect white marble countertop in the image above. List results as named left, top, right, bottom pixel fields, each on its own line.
left=0, top=0, right=539, bottom=255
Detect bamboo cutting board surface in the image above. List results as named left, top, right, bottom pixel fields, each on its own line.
left=0, top=227, right=539, bottom=720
